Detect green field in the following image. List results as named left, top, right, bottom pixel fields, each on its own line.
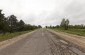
left=0, top=31, right=31, bottom=41
left=53, top=28, right=85, bottom=36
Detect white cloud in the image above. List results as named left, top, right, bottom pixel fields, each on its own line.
left=63, top=0, right=85, bottom=25
left=0, top=0, right=85, bottom=26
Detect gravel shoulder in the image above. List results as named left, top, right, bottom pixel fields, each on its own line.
left=47, top=29, right=85, bottom=52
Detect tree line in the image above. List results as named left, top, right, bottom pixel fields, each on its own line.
left=46, top=18, right=85, bottom=30
left=0, top=10, right=41, bottom=33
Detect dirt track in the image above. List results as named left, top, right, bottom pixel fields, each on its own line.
left=0, top=29, right=85, bottom=55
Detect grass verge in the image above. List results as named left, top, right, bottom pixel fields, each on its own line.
left=0, top=30, right=32, bottom=41
left=53, top=28, right=85, bottom=36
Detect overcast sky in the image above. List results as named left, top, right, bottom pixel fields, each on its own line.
left=0, top=0, right=85, bottom=26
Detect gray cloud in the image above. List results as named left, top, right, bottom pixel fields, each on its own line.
left=63, top=0, right=85, bottom=25
left=0, top=0, right=85, bottom=27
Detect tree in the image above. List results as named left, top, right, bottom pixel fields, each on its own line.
left=45, top=26, right=48, bottom=28
left=2, top=17, right=10, bottom=33
left=60, top=18, right=69, bottom=30
left=60, top=18, right=65, bottom=27
left=8, top=15, right=18, bottom=33
left=0, top=10, right=7, bottom=33
left=0, top=9, right=40, bottom=34
left=38, top=25, right=42, bottom=28
left=65, top=19, right=69, bottom=30
left=18, top=20, right=25, bottom=31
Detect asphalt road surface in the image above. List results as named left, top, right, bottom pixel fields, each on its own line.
left=0, top=29, right=85, bottom=55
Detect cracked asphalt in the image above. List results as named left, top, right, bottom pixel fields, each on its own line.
left=0, top=29, right=84, bottom=55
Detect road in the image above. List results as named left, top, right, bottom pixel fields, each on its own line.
left=0, top=29, right=85, bottom=55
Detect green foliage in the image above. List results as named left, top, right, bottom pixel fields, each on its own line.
left=0, top=31, right=29, bottom=41
left=60, top=18, right=65, bottom=27
left=60, top=18, right=69, bottom=30
left=0, top=10, right=5, bottom=32
left=18, top=20, right=25, bottom=31
left=8, top=15, right=18, bottom=32
left=38, top=25, right=42, bottom=28
left=46, top=17, right=85, bottom=36
left=46, top=18, right=69, bottom=30
left=0, top=10, right=41, bottom=33
left=53, top=28, right=85, bottom=36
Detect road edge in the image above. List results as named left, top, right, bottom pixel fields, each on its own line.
left=0, top=29, right=38, bottom=50
left=47, top=29, right=85, bottom=52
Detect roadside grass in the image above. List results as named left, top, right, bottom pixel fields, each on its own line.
left=53, top=28, right=85, bottom=36
left=0, top=31, right=31, bottom=41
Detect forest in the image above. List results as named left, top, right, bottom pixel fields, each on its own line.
left=0, top=10, right=41, bottom=34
